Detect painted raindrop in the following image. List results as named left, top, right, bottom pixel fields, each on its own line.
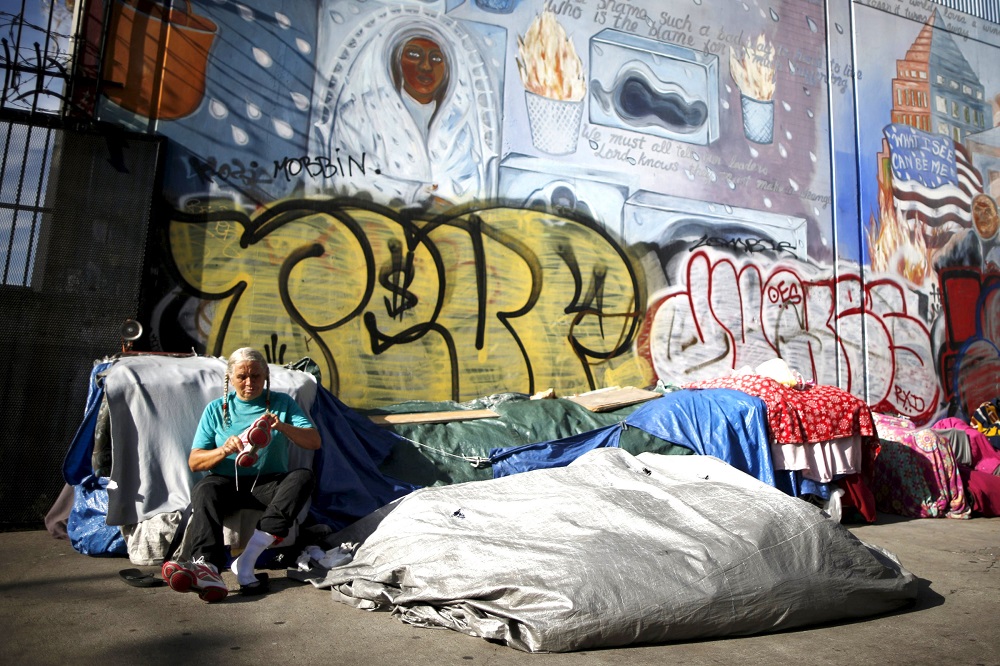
left=782, top=100, right=791, bottom=111
left=209, top=98, right=228, bottom=119
left=770, top=8, right=780, bottom=21
left=806, top=16, right=818, bottom=32
left=253, top=47, right=273, bottom=68
left=275, top=12, right=290, bottom=29
left=749, top=146, right=759, bottom=158
left=273, top=119, right=294, bottom=139
left=329, top=10, right=345, bottom=24
left=788, top=178, right=799, bottom=191
left=236, top=4, right=254, bottom=21
left=785, top=130, right=792, bottom=140
left=763, top=196, right=773, bottom=208
left=290, top=92, right=309, bottom=111
left=685, top=169, right=695, bottom=181
left=836, top=23, right=844, bottom=34
left=809, top=151, right=817, bottom=162
left=246, top=101, right=262, bottom=119
left=724, top=205, right=734, bottom=214
left=778, top=143, right=788, bottom=158
left=807, top=108, right=814, bottom=118
left=296, top=38, right=311, bottom=54
left=231, top=125, right=249, bottom=145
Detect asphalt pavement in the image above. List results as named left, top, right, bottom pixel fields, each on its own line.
left=2, top=514, right=998, bottom=665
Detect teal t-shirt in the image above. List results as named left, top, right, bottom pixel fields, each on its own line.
left=192, top=391, right=315, bottom=476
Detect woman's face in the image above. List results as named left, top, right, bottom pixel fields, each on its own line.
left=231, top=360, right=266, bottom=400
left=399, top=37, right=446, bottom=104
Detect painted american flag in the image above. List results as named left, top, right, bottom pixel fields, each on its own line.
left=884, top=123, right=983, bottom=237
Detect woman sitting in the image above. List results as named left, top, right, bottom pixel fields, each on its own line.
left=161, top=347, right=320, bottom=601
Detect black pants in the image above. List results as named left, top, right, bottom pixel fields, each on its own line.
left=185, top=468, right=314, bottom=570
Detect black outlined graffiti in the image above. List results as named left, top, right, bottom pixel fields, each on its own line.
left=272, top=152, right=373, bottom=182
left=691, top=234, right=795, bottom=254
left=168, top=198, right=644, bottom=403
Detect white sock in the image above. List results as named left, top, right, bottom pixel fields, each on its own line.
left=230, top=529, right=276, bottom=585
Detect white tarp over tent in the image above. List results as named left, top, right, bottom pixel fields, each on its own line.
left=303, top=449, right=918, bottom=652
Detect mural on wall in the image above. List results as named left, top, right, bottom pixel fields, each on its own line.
left=309, top=3, right=503, bottom=205
left=79, top=0, right=1000, bottom=417
left=853, top=0, right=1000, bottom=419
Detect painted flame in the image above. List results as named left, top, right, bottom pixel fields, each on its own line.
left=868, top=184, right=931, bottom=286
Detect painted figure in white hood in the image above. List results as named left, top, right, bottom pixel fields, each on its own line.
left=312, top=5, right=500, bottom=207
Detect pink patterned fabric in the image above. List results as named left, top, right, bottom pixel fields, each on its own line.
left=932, top=417, right=1000, bottom=475
left=871, top=413, right=970, bottom=519
left=687, top=375, right=877, bottom=446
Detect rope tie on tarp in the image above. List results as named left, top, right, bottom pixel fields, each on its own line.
left=394, top=433, right=493, bottom=468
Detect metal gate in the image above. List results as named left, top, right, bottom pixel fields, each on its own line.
left=1, top=3, right=164, bottom=528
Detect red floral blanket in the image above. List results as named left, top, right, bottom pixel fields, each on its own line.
left=687, top=375, right=877, bottom=446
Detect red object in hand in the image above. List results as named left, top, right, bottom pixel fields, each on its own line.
left=235, top=417, right=272, bottom=467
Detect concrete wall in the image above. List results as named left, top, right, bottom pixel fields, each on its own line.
left=89, top=0, right=1000, bottom=421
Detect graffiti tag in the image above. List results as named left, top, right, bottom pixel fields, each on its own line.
left=189, top=156, right=273, bottom=190
left=691, top=234, right=795, bottom=254
left=272, top=153, right=372, bottom=182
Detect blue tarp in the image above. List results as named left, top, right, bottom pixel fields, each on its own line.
left=308, top=387, right=419, bottom=528
left=489, top=388, right=776, bottom=487
left=63, top=361, right=114, bottom=486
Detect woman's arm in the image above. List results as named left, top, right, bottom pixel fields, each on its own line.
left=189, top=435, right=243, bottom=472
left=271, top=419, right=322, bottom=450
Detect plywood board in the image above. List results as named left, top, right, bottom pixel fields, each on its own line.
left=566, top=386, right=661, bottom=412
left=369, top=408, right=500, bottom=426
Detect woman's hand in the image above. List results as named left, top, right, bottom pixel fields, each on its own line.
left=221, top=435, right=243, bottom=456
left=189, top=435, right=244, bottom=472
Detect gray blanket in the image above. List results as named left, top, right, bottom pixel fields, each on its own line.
left=310, top=449, right=917, bottom=652
left=105, top=355, right=317, bottom=526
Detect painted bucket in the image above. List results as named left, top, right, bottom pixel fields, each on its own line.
left=740, top=94, right=774, bottom=145
left=102, top=0, right=217, bottom=120
left=525, top=90, right=583, bottom=156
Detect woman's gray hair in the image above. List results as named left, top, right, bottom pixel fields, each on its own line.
left=226, top=347, right=269, bottom=378
left=222, top=347, right=270, bottom=427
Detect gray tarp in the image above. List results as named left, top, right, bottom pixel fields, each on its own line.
left=308, top=449, right=917, bottom=652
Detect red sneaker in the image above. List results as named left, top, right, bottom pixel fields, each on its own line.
left=161, top=557, right=228, bottom=602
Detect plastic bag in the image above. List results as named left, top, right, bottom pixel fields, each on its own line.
left=68, top=475, right=127, bottom=556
